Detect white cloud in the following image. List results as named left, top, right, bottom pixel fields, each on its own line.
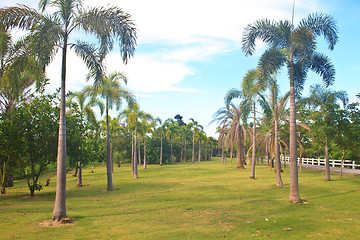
left=45, top=49, right=90, bottom=94
left=105, top=53, right=197, bottom=93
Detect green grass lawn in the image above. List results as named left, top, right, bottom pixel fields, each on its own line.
left=1, top=158, right=359, bottom=239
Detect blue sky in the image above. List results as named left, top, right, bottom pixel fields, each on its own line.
left=2, top=0, right=360, bottom=138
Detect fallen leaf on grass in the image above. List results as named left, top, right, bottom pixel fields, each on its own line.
left=283, top=228, right=292, bottom=231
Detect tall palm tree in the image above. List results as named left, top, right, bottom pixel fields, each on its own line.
left=305, top=84, right=348, bottom=181
left=242, top=12, right=338, bottom=202
left=1, top=0, right=137, bottom=220
left=259, top=73, right=289, bottom=186
left=226, top=69, right=266, bottom=179
left=93, top=71, right=134, bottom=189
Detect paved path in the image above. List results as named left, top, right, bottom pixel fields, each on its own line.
left=282, top=162, right=360, bottom=175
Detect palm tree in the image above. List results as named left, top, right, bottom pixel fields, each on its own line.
left=93, top=71, right=134, bottom=189
left=67, top=88, right=104, bottom=130
left=189, top=118, right=202, bottom=163
left=1, top=0, right=137, bottom=220
left=137, top=113, right=153, bottom=169
left=0, top=28, right=45, bottom=114
left=164, top=119, right=178, bottom=164
left=225, top=69, right=266, bottom=179
left=305, top=84, right=348, bottom=181
left=259, top=73, right=289, bottom=186
left=242, top=12, right=338, bottom=202
left=100, top=116, right=122, bottom=173
left=212, top=103, right=248, bottom=169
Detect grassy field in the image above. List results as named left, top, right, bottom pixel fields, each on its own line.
left=0, top=157, right=359, bottom=239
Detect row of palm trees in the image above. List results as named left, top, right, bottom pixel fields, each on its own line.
left=1, top=0, right=137, bottom=221
left=213, top=11, right=339, bottom=203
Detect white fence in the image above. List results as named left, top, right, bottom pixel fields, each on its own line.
left=280, top=156, right=360, bottom=170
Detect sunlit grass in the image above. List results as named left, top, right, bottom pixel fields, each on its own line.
left=0, top=158, right=359, bottom=239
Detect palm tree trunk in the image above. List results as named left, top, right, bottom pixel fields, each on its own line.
left=138, top=137, right=142, bottom=165
left=143, top=138, right=147, bottom=169
left=274, top=91, right=284, bottom=187
left=236, top=126, right=245, bottom=168
left=192, top=130, right=195, bottom=163
left=110, top=140, right=114, bottom=173
left=170, top=136, right=174, bottom=164
left=184, top=137, right=187, bottom=162
left=160, top=130, right=163, bottom=166
left=198, top=140, right=201, bottom=162
left=52, top=35, right=68, bottom=221
left=180, top=141, right=183, bottom=162
left=131, top=133, right=134, bottom=174
left=250, top=103, right=256, bottom=179
left=133, top=127, right=139, bottom=178
left=325, top=144, right=331, bottom=181
left=106, top=102, right=114, bottom=191
left=288, top=67, right=301, bottom=203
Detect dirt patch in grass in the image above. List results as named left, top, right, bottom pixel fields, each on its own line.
left=38, top=218, right=77, bottom=227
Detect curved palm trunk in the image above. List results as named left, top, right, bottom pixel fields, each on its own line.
left=160, top=131, right=163, bottom=166
left=288, top=69, right=301, bottom=203
left=274, top=119, right=284, bottom=186
left=250, top=103, right=256, bottom=179
left=52, top=36, right=68, bottom=221
left=105, top=102, right=114, bottom=191
left=274, top=90, right=284, bottom=186
left=325, top=144, right=331, bottom=181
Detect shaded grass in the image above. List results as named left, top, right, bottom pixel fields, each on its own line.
left=0, top=158, right=359, bottom=239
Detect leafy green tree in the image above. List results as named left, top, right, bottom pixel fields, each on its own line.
left=1, top=93, right=58, bottom=197
left=243, top=12, right=338, bottom=202
left=306, top=84, right=348, bottom=181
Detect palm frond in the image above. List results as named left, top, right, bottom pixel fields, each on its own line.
left=310, top=52, right=335, bottom=87
left=299, top=12, right=339, bottom=50
left=71, top=40, right=104, bottom=86
left=77, top=6, right=137, bottom=63
left=224, top=88, right=242, bottom=107
left=242, top=19, right=278, bottom=56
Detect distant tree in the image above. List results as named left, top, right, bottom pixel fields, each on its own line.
left=91, top=71, right=134, bottom=190
left=174, top=114, right=186, bottom=126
